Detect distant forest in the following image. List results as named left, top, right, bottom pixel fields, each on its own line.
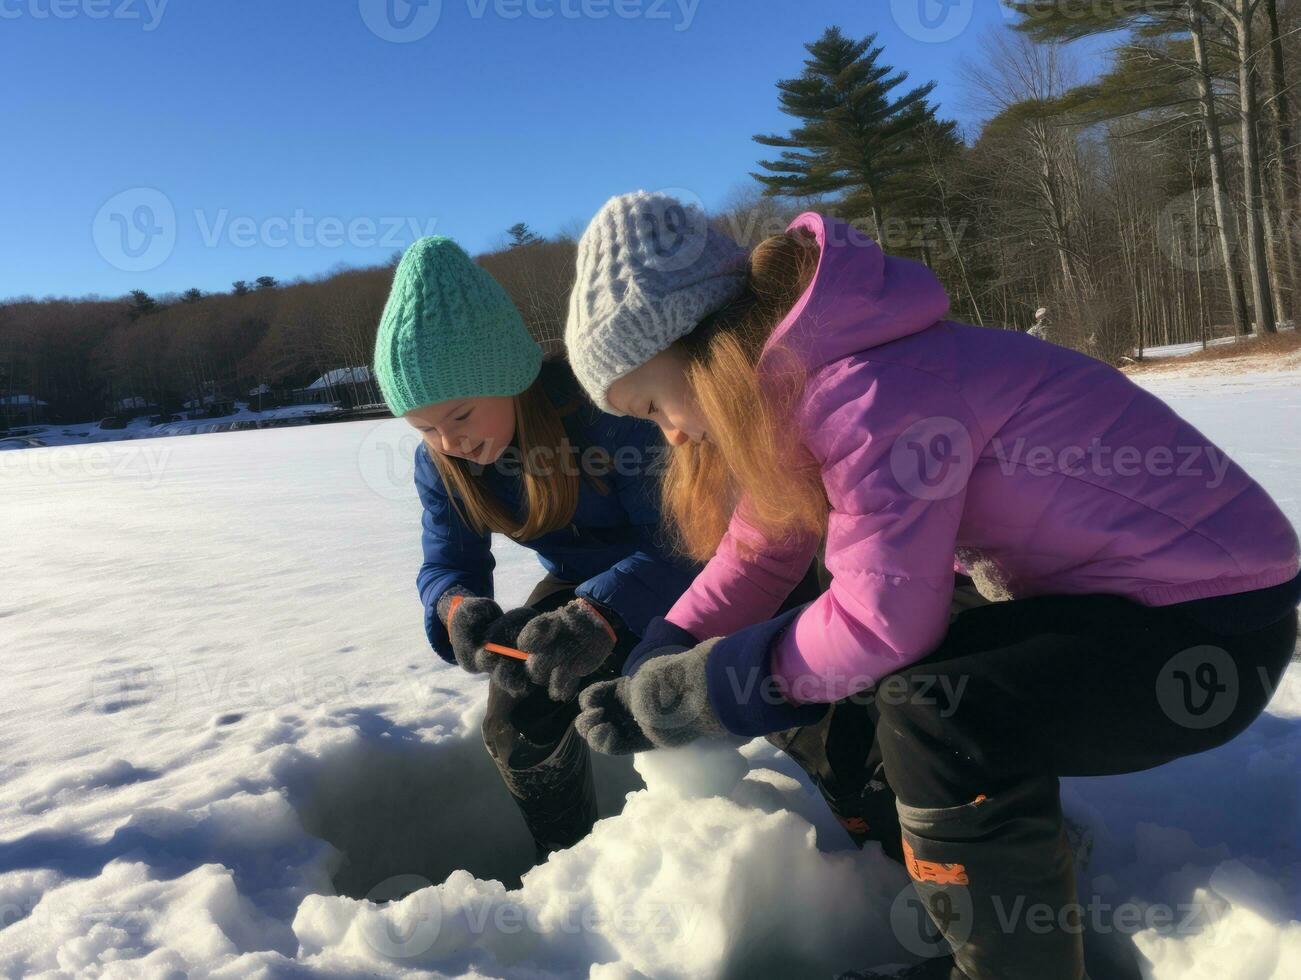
left=4, top=8, right=1297, bottom=425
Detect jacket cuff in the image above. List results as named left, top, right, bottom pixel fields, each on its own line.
left=703, top=604, right=828, bottom=737
left=573, top=596, right=622, bottom=643
left=574, top=554, right=701, bottom=639
left=423, top=598, right=457, bottom=665
left=621, top=616, right=699, bottom=677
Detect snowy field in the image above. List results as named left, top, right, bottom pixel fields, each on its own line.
left=1, top=368, right=1298, bottom=979
left=1, top=403, right=339, bottom=451
left=1136, top=322, right=1295, bottom=362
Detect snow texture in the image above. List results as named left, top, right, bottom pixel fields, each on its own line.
left=1, top=372, right=1298, bottom=978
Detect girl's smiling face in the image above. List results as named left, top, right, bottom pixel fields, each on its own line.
left=606, top=346, right=707, bottom=446
left=405, top=396, right=517, bottom=464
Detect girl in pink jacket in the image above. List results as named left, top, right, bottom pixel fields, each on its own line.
left=563, top=191, right=1300, bottom=980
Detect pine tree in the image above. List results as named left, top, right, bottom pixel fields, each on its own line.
left=751, top=26, right=956, bottom=234
left=255, top=276, right=278, bottom=291
left=507, top=222, right=541, bottom=248
left=182, top=288, right=204, bottom=304
left=232, top=281, right=251, bottom=296
left=128, top=289, right=157, bottom=320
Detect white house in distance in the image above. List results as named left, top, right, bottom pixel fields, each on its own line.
left=115, top=395, right=151, bottom=414
left=1, top=393, right=50, bottom=426
left=292, top=366, right=377, bottom=409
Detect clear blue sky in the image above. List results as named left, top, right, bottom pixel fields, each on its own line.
left=1, top=0, right=1111, bottom=302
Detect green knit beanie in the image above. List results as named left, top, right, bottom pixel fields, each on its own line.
left=373, top=236, right=543, bottom=416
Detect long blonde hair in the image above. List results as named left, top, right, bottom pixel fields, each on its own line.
left=431, top=361, right=609, bottom=540
left=663, top=230, right=828, bottom=561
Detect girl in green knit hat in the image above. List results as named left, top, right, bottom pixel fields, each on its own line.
left=372, top=235, right=794, bottom=860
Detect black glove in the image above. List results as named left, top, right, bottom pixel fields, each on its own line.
left=573, top=677, right=654, bottom=755
left=517, top=598, right=619, bottom=702
left=575, top=640, right=727, bottom=755
left=437, top=589, right=538, bottom=697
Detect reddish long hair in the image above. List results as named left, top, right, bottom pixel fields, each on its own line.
left=661, top=230, right=827, bottom=561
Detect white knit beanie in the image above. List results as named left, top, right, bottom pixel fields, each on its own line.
left=564, top=190, right=749, bottom=415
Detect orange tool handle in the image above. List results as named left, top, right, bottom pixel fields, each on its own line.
left=483, top=642, right=530, bottom=661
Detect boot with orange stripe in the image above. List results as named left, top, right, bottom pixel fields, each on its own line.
left=895, top=776, right=1086, bottom=980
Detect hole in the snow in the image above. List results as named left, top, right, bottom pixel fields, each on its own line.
left=285, top=711, right=644, bottom=897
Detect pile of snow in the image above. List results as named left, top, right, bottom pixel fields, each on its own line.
left=0, top=372, right=1298, bottom=977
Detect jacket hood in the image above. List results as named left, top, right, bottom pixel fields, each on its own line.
left=759, top=213, right=952, bottom=377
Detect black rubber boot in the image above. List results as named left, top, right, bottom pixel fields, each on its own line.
left=896, top=776, right=1086, bottom=980
left=766, top=698, right=907, bottom=864
left=823, top=770, right=905, bottom=864
left=491, top=722, right=598, bottom=862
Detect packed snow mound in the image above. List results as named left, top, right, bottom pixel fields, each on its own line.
left=292, top=743, right=907, bottom=979
left=1, top=373, right=1298, bottom=977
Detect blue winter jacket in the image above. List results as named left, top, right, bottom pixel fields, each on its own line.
left=414, top=361, right=705, bottom=664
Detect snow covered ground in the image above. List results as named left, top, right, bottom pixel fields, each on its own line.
left=1135, top=323, right=1295, bottom=361
left=2, top=403, right=339, bottom=451
left=1, top=368, right=1298, bottom=979
left=1126, top=327, right=1301, bottom=388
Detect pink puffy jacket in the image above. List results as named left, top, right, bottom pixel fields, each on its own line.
left=665, top=213, right=1300, bottom=705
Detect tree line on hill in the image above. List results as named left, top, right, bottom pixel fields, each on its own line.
left=2, top=9, right=1296, bottom=426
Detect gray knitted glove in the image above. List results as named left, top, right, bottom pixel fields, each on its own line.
left=437, top=589, right=497, bottom=673
left=575, top=640, right=727, bottom=755
left=437, top=589, right=538, bottom=697
left=574, top=678, right=654, bottom=755
left=518, top=598, right=618, bottom=702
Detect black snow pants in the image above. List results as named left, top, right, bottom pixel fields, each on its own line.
left=863, top=585, right=1297, bottom=980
